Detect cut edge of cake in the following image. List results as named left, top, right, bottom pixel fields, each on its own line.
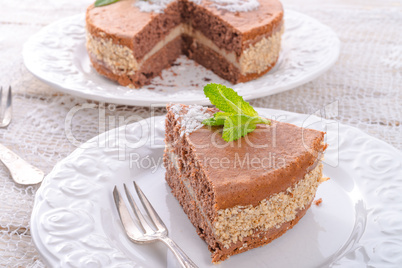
left=85, top=0, right=284, bottom=88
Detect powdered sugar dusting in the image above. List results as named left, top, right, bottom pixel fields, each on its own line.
left=135, top=0, right=175, bottom=13
left=210, top=0, right=260, bottom=12
left=170, top=104, right=182, bottom=119
left=135, top=0, right=258, bottom=13
left=170, top=104, right=212, bottom=137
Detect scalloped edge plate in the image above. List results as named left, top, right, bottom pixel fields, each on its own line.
left=31, top=108, right=402, bottom=267
left=23, top=10, right=339, bottom=106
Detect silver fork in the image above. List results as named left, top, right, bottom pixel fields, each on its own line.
left=0, top=86, right=44, bottom=185
left=113, top=182, right=198, bottom=268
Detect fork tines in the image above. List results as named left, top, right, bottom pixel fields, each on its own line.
left=113, top=182, right=167, bottom=242
left=113, top=182, right=198, bottom=267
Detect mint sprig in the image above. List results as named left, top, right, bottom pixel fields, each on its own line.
left=203, top=112, right=231, bottom=126
left=222, top=115, right=269, bottom=142
left=94, top=0, right=121, bottom=7
left=202, top=83, right=270, bottom=142
left=204, top=83, right=258, bottom=117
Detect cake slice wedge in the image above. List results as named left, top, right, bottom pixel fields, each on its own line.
left=163, top=104, right=328, bottom=263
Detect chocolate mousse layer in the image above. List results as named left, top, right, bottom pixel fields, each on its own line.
left=184, top=119, right=326, bottom=210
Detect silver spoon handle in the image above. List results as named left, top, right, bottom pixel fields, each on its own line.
left=0, top=143, right=44, bottom=185
left=160, top=236, right=198, bottom=268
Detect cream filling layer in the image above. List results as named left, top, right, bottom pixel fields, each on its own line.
left=165, top=145, right=324, bottom=249
left=86, top=24, right=283, bottom=76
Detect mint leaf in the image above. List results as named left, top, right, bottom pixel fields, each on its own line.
left=202, top=112, right=232, bottom=126
left=250, top=116, right=271, bottom=125
left=95, top=0, right=121, bottom=7
left=222, top=115, right=269, bottom=142
left=202, top=83, right=271, bottom=142
left=202, top=118, right=221, bottom=126
left=204, top=83, right=258, bottom=116
left=214, top=112, right=232, bottom=119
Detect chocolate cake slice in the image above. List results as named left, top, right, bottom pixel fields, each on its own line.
left=86, top=0, right=284, bottom=88
left=163, top=104, right=328, bottom=262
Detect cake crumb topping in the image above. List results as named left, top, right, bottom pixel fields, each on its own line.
left=314, top=198, right=323, bottom=206
left=170, top=104, right=212, bottom=136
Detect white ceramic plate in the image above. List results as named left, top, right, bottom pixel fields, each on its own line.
left=31, top=108, right=402, bottom=267
left=23, top=10, right=339, bottom=106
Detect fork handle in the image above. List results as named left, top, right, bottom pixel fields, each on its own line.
left=160, top=236, right=198, bottom=268
left=0, top=143, right=44, bottom=185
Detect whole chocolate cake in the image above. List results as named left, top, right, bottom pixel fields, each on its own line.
left=163, top=104, right=328, bottom=262
left=86, top=0, right=284, bottom=88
